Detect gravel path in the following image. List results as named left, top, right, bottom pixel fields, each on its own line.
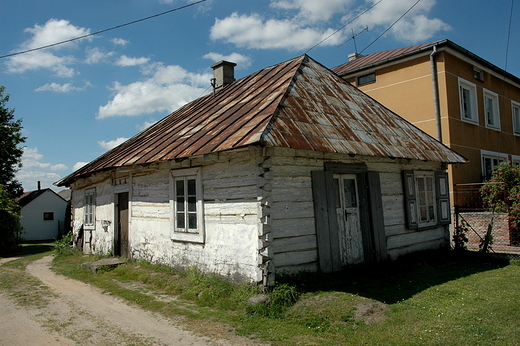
left=0, top=256, right=264, bottom=346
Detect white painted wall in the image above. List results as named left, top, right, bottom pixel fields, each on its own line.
left=69, top=146, right=450, bottom=283
left=20, top=190, right=67, bottom=241
left=70, top=148, right=265, bottom=283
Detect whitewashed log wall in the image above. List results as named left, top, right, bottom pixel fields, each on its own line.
left=69, top=146, right=450, bottom=284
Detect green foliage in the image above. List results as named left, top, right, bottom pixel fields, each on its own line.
left=0, top=185, right=22, bottom=255
left=453, top=219, right=470, bottom=251
left=49, top=251, right=520, bottom=345
left=54, top=231, right=77, bottom=256
left=481, top=162, right=520, bottom=243
left=247, top=283, right=301, bottom=317
left=0, top=86, right=26, bottom=198
left=481, top=162, right=520, bottom=215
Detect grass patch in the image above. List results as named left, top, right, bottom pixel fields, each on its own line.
left=0, top=243, right=55, bottom=307
left=47, top=250, right=520, bottom=345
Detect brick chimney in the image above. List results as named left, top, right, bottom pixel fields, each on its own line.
left=211, top=61, right=236, bottom=90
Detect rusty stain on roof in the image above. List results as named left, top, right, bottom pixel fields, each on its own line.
left=57, top=55, right=466, bottom=186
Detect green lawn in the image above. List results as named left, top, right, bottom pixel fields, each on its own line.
left=8, top=243, right=520, bottom=346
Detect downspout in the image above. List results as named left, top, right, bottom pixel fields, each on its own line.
left=430, top=45, right=442, bottom=142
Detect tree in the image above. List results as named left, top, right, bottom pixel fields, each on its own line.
left=0, top=185, right=22, bottom=255
left=480, top=162, right=520, bottom=246
left=0, top=86, right=26, bottom=198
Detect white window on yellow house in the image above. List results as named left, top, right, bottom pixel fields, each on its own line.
left=513, top=102, right=520, bottom=136
left=483, top=89, right=500, bottom=129
left=481, top=150, right=508, bottom=181
left=459, top=78, right=478, bottom=123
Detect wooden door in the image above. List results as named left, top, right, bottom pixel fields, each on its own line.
left=334, top=174, right=364, bottom=265
left=115, top=192, right=129, bottom=257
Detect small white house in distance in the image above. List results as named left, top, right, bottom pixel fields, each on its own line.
left=56, top=55, right=466, bottom=285
left=16, top=187, right=68, bottom=241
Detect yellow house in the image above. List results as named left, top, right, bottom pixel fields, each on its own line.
left=333, top=39, right=520, bottom=207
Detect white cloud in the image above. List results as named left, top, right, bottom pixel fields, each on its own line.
left=210, top=12, right=344, bottom=51
left=111, top=38, right=129, bottom=46
left=270, top=0, right=354, bottom=23
left=210, top=0, right=449, bottom=51
left=23, top=19, right=90, bottom=50
left=97, top=63, right=212, bottom=118
left=202, top=52, right=252, bottom=69
left=348, top=0, right=450, bottom=43
left=85, top=47, right=114, bottom=64
left=22, top=147, right=43, bottom=161
left=35, top=82, right=82, bottom=92
left=116, top=55, right=150, bottom=67
left=98, top=137, right=129, bottom=150
left=6, top=19, right=91, bottom=76
left=72, top=162, right=89, bottom=171
left=17, top=147, right=68, bottom=191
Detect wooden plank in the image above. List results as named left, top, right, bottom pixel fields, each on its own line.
left=311, top=171, right=333, bottom=272
left=367, top=171, right=388, bottom=262
left=203, top=185, right=258, bottom=200
left=270, top=201, right=315, bottom=219
left=273, top=235, right=317, bottom=254
left=273, top=249, right=317, bottom=267
left=271, top=218, right=315, bottom=238
left=386, top=227, right=446, bottom=250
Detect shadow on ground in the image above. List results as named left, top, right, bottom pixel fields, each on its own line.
left=279, top=250, right=510, bottom=304
left=0, top=241, right=55, bottom=259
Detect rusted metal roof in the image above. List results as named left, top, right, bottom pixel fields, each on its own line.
left=332, top=39, right=520, bottom=86
left=331, top=41, right=442, bottom=75
left=57, top=55, right=466, bottom=186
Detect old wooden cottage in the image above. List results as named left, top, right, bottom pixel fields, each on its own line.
left=56, top=55, right=466, bottom=284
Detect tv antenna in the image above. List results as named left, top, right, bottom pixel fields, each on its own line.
left=337, top=26, right=369, bottom=52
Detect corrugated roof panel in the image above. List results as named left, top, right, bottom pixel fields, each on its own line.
left=57, top=54, right=466, bottom=187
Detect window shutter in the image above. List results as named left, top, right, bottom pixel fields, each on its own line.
left=311, top=171, right=341, bottom=273
left=435, top=171, right=451, bottom=225
left=402, top=170, right=418, bottom=230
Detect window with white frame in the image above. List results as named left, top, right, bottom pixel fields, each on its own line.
left=459, top=78, right=478, bottom=123
left=170, top=167, right=204, bottom=243
left=402, top=170, right=450, bottom=230
left=483, top=89, right=500, bottom=129
left=481, top=151, right=508, bottom=181
left=513, top=102, right=520, bottom=136
left=84, top=189, right=96, bottom=229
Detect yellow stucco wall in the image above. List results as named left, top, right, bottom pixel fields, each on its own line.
left=347, top=48, right=520, bottom=192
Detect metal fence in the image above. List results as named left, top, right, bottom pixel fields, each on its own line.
left=454, top=183, right=520, bottom=257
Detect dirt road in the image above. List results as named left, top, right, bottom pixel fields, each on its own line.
left=0, top=256, right=264, bottom=346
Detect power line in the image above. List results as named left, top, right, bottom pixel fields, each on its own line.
left=305, top=0, right=384, bottom=54
left=0, top=0, right=208, bottom=60
left=504, top=0, right=515, bottom=72
left=360, top=0, right=421, bottom=54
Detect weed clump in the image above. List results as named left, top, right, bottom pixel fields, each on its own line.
left=54, top=231, right=78, bottom=256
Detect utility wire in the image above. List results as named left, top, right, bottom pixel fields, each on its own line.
left=504, top=0, right=515, bottom=72
left=0, top=0, right=208, bottom=59
left=360, top=0, right=421, bottom=54
left=305, top=0, right=384, bottom=54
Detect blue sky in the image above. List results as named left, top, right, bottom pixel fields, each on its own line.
left=2, top=0, right=519, bottom=192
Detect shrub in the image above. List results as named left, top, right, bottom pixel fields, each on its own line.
left=55, top=231, right=77, bottom=256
